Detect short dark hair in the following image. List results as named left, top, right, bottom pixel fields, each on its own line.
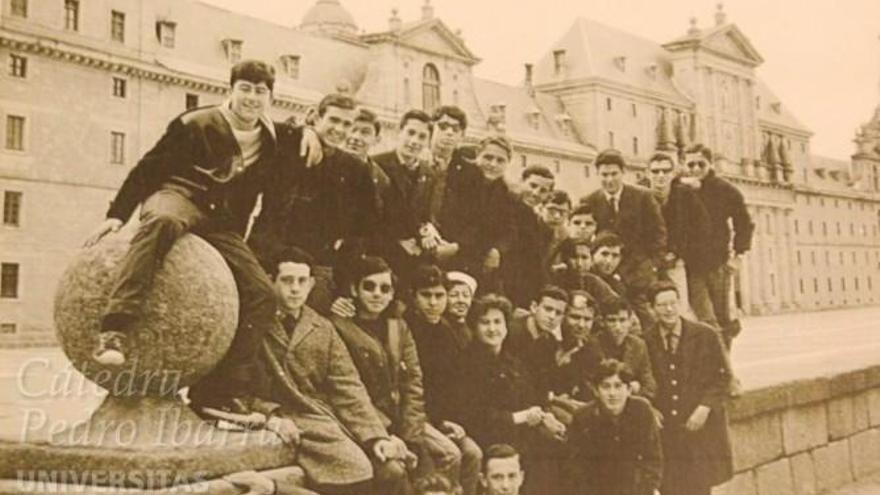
left=432, top=105, right=467, bottom=131
left=594, top=148, right=627, bottom=170
left=522, top=164, right=554, bottom=182
left=267, top=246, right=314, bottom=280
left=569, top=204, right=594, bottom=219
left=411, top=264, right=449, bottom=292
left=684, top=143, right=713, bottom=162
left=536, top=285, right=569, bottom=306
left=558, top=237, right=592, bottom=262
left=590, top=231, right=624, bottom=255
left=399, top=109, right=433, bottom=132
left=413, top=473, right=453, bottom=494
left=478, top=135, right=513, bottom=159
left=546, top=190, right=571, bottom=208
left=230, top=60, right=275, bottom=91
left=354, top=108, right=381, bottom=137
left=600, top=296, right=631, bottom=317
left=349, top=255, right=394, bottom=288
left=648, top=280, right=680, bottom=305
left=482, top=443, right=521, bottom=473
left=649, top=152, right=675, bottom=165
left=589, top=358, right=635, bottom=386
left=318, top=93, right=356, bottom=117
left=467, top=293, right=513, bottom=330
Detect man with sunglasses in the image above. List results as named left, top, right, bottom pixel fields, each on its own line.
left=681, top=144, right=753, bottom=351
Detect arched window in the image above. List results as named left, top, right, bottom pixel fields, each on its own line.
left=422, top=64, right=440, bottom=113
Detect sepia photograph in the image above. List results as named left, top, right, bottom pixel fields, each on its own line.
left=1, top=0, right=879, bottom=493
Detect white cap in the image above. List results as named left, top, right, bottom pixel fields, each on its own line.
left=446, top=271, right=477, bottom=295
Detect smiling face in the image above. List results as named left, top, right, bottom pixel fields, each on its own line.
left=474, top=308, right=508, bottom=352
left=345, top=120, right=379, bottom=159
left=315, top=105, right=355, bottom=146
left=530, top=296, right=567, bottom=333
left=446, top=283, right=473, bottom=322
left=229, top=80, right=271, bottom=125
left=273, top=262, right=314, bottom=315
left=397, top=118, right=431, bottom=166
left=594, top=373, right=631, bottom=416
left=593, top=245, right=622, bottom=276
left=521, top=174, right=554, bottom=207
left=477, top=143, right=510, bottom=181
left=431, top=114, right=464, bottom=155
left=653, top=288, right=681, bottom=328
left=352, top=271, right=394, bottom=319
left=597, top=163, right=624, bottom=195
left=414, top=284, right=448, bottom=324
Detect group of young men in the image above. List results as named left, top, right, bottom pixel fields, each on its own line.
left=84, top=59, right=754, bottom=494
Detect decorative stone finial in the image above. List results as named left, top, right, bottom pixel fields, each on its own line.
left=389, top=7, right=402, bottom=31
left=715, top=3, right=727, bottom=26
left=422, top=0, right=434, bottom=20
left=688, top=17, right=700, bottom=36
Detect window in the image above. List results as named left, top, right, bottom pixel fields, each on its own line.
left=422, top=64, right=440, bottom=114
left=0, top=263, right=19, bottom=298
left=521, top=155, right=527, bottom=169
left=632, top=137, right=639, bottom=155
left=554, top=160, right=561, bottom=174
left=836, top=222, right=841, bottom=235
left=112, top=77, right=126, bottom=98
left=403, top=78, right=411, bottom=105
left=822, top=222, right=827, bottom=237
left=156, top=20, right=176, bottom=48
left=841, top=277, right=846, bottom=292
left=808, top=221, right=813, bottom=235
left=606, top=97, right=612, bottom=111
left=3, top=191, right=22, bottom=226
left=794, top=219, right=799, bottom=234
left=825, top=251, right=830, bottom=265
left=5, top=115, right=24, bottom=151
left=799, top=279, right=804, bottom=295
left=839, top=252, right=844, bottom=265
left=110, top=132, right=125, bottom=164
left=185, top=93, right=199, bottom=110
left=850, top=223, right=855, bottom=235
left=796, top=251, right=801, bottom=265
left=553, top=50, right=566, bottom=76
left=453, top=90, right=459, bottom=105
left=810, top=251, right=816, bottom=265
left=766, top=214, right=773, bottom=234
left=222, top=39, right=243, bottom=63
left=855, top=277, right=860, bottom=290
left=280, top=55, right=300, bottom=79
left=11, top=0, right=27, bottom=17
left=9, top=54, right=26, bottom=78
left=813, top=278, right=818, bottom=293
left=631, top=103, right=637, bottom=117
left=65, top=0, right=79, bottom=31
left=770, top=274, right=776, bottom=296
left=0, top=323, right=15, bottom=334
left=827, top=278, right=832, bottom=292
left=584, top=164, right=591, bottom=178
left=608, top=131, right=615, bottom=147
left=111, top=11, right=126, bottom=43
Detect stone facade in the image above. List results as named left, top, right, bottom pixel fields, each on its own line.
left=1, top=0, right=878, bottom=345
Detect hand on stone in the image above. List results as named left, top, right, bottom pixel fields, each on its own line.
left=223, top=470, right=276, bottom=495
left=267, top=416, right=301, bottom=445
left=84, top=218, right=123, bottom=247
left=330, top=297, right=357, bottom=318
left=300, top=127, right=323, bottom=168
left=685, top=405, right=710, bottom=431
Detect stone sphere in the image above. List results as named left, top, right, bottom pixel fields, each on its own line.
left=54, top=234, right=239, bottom=397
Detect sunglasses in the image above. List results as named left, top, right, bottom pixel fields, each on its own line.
left=360, top=280, right=393, bottom=294
left=649, top=167, right=674, bottom=175
left=436, top=122, right=462, bottom=132
left=686, top=161, right=708, bottom=169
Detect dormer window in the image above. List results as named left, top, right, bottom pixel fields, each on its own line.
left=613, top=56, right=627, bottom=72
left=646, top=63, right=658, bottom=80
left=280, top=55, right=301, bottom=79
left=156, top=20, right=176, bottom=48
left=556, top=113, right=572, bottom=137
left=527, top=107, right=541, bottom=130
left=553, top=50, right=566, bottom=76
left=222, top=39, right=243, bottom=64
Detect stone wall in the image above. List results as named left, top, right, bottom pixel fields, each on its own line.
left=714, top=365, right=880, bottom=494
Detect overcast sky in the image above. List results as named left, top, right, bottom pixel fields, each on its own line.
left=201, top=0, right=880, bottom=160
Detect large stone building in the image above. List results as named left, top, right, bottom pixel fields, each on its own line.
left=1, top=0, right=878, bottom=346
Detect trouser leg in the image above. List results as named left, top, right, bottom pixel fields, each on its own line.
left=423, top=423, right=462, bottom=488
left=686, top=267, right=719, bottom=329
left=706, top=264, right=736, bottom=350
left=456, top=436, right=482, bottom=495
left=188, top=229, right=279, bottom=406
left=103, top=189, right=204, bottom=331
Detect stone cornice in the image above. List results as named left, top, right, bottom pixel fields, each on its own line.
left=534, top=77, right=693, bottom=109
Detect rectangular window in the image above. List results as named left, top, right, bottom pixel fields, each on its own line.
left=836, top=222, right=841, bottom=235
left=632, top=137, right=639, bottom=156
left=111, top=10, right=125, bottom=43
left=794, top=219, right=799, bottom=235
left=65, top=0, right=79, bottom=31
left=631, top=103, right=637, bottom=117
left=850, top=223, right=855, bottom=235
left=822, top=222, right=827, bottom=236
left=799, top=279, right=804, bottom=295
left=808, top=221, right=813, bottom=235
left=11, top=0, right=27, bottom=17
left=110, top=132, right=125, bottom=165
left=3, top=191, right=22, bottom=227
left=112, top=77, right=126, bottom=98
left=0, top=323, right=16, bottom=334
left=813, top=278, right=819, bottom=293
left=766, top=214, right=773, bottom=234
left=827, top=278, right=832, bottom=292
left=554, top=160, right=561, bottom=174
left=185, top=93, right=199, bottom=110
left=281, top=55, right=300, bottom=79
left=810, top=251, right=816, bottom=265
left=157, top=21, right=176, bottom=48
left=553, top=50, right=566, bottom=76
left=841, top=278, right=846, bottom=292
left=796, top=251, right=802, bottom=265
left=606, top=97, right=612, bottom=111
left=5, top=115, right=24, bottom=151
left=855, top=277, right=860, bottom=290
left=770, top=274, right=776, bottom=296
left=9, top=54, right=26, bottom=78
left=520, top=155, right=527, bottom=169
left=0, top=263, right=19, bottom=299
left=608, top=131, right=615, bottom=148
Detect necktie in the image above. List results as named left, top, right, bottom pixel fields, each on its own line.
left=665, top=332, right=678, bottom=354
